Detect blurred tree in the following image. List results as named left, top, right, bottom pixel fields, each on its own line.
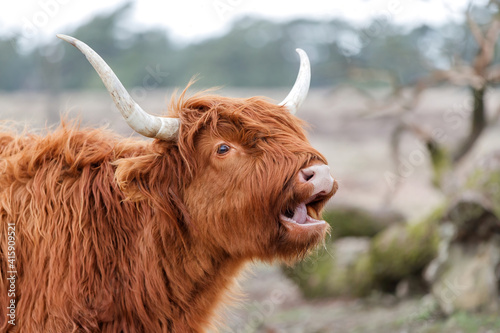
left=1, top=1, right=500, bottom=97
left=0, top=37, right=35, bottom=91
left=386, top=2, right=500, bottom=193
left=58, top=1, right=135, bottom=90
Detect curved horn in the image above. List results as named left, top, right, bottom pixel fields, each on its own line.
left=57, top=34, right=179, bottom=140
left=279, top=48, right=311, bottom=115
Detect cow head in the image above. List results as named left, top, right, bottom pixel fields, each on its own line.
left=58, top=35, right=338, bottom=262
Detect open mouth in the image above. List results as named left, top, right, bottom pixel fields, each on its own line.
left=280, top=200, right=326, bottom=226
left=279, top=173, right=337, bottom=228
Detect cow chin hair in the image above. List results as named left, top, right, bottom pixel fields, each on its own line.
left=272, top=219, right=330, bottom=264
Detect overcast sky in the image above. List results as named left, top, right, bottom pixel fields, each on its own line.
left=0, top=0, right=487, bottom=44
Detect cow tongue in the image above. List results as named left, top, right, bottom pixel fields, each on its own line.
left=292, top=203, right=308, bottom=224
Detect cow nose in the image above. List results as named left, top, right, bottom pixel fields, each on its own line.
left=299, top=164, right=334, bottom=196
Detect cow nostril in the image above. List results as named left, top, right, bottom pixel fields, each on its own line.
left=299, top=164, right=333, bottom=197
left=300, top=169, right=315, bottom=183
left=304, top=172, right=314, bottom=182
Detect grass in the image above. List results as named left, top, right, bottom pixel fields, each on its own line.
left=416, top=311, right=500, bottom=333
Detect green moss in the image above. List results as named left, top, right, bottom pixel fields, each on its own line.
left=371, top=225, right=409, bottom=280
left=465, top=168, right=500, bottom=220
left=370, top=206, right=443, bottom=282
left=282, top=247, right=337, bottom=299
left=282, top=239, right=376, bottom=299
left=428, top=142, right=452, bottom=189
left=323, top=206, right=402, bottom=239
left=285, top=206, right=444, bottom=299
left=350, top=252, right=375, bottom=297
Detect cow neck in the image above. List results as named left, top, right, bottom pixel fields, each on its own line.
left=141, top=213, right=246, bottom=331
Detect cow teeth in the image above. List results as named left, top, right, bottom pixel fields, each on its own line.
left=280, top=202, right=327, bottom=226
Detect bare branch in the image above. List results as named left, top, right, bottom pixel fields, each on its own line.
left=473, top=19, right=500, bottom=74
left=428, top=67, right=485, bottom=89
left=488, top=0, right=500, bottom=10
left=486, top=64, right=500, bottom=82
left=467, top=12, right=485, bottom=46
left=386, top=119, right=449, bottom=196
left=492, top=103, right=500, bottom=125
left=452, top=86, right=488, bottom=163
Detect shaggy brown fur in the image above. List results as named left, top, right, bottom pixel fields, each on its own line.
left=0, top=91, right=335, bottom=332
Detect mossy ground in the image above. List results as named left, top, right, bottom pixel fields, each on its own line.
left=225, top=265, right=500, bottom=333
left=415, top=311, right=500, bottom=333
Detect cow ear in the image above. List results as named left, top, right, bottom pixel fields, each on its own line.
left=115, top=152, right=192, bottom=245
left=114, top=153, right=163, bottom=202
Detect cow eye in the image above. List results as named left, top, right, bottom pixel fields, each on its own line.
left=216, top=144, right=231, bottom=155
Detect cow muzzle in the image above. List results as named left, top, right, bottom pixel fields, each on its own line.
left=298, top=164, right=335, bottom=200
left=280, top=163, right=336, bottom=227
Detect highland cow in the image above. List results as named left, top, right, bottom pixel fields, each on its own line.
left=0, top=35, right=337, bottom=332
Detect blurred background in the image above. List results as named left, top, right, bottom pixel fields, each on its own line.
left=2, top=0, right=500, bottom=332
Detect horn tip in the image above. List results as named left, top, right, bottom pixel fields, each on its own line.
left=295, top=49, right=310, bottom=64
left=57, top=34, right=77, bottom=46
